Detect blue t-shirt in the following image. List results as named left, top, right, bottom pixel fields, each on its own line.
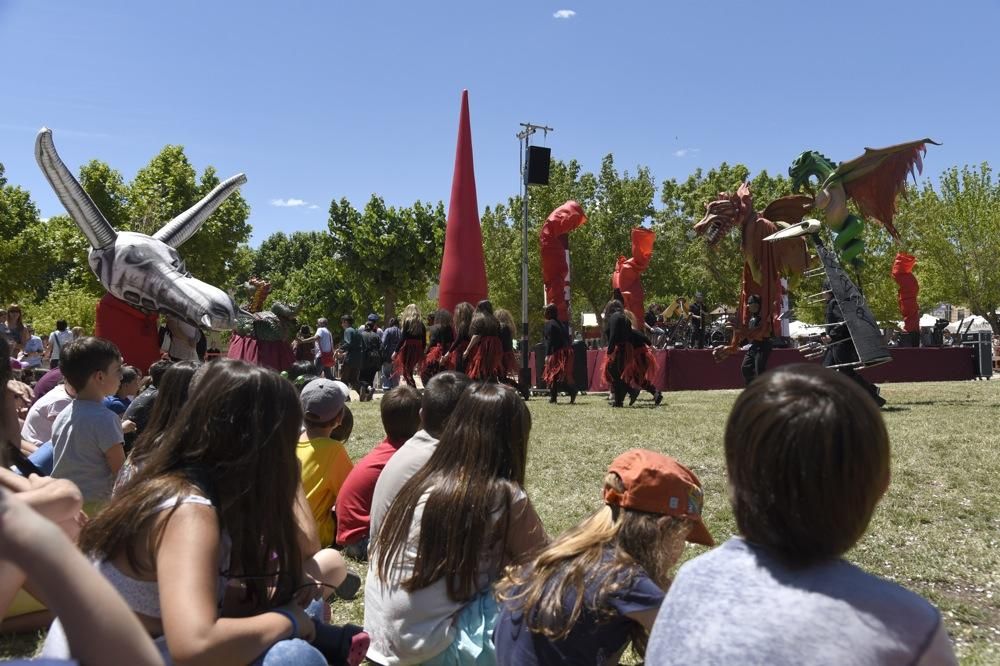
left=102, top=395, right=132, bottom=416
left=494, top=555, right=664, bottom=666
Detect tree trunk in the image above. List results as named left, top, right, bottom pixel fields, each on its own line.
left=384, top=289, right=397, bottom=322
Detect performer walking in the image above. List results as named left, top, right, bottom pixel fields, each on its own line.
left=601, top=300, right=632, bottom=407
left=689, top=292, right=706, bottom=349
left=464, top=300, right=504, bottom=381
left=444, top=301, right=473, bottom=374
left=823, top=288, right=886, bottom=407
left=623, top=311, right=663, bottom=406
left=392, top=304, right=426, bottom=388
left=496, top=308, right=520, bottom=386
left=738, top=295, right=772, bottom=386
left=541, top=304, right=577, bottom=404
left=420, top=308, right=454, bottom=385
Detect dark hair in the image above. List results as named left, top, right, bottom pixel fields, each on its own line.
left=375, top=382, right=531, bottom=601
left=120, top=365, right=140, bottom=386
left=544, top=304, right=558, bottom=320
left=130, top=361, right=201, bottom=466
left=433, top=309, right=453, bottom=330
left=330, top=405, right=354, bottom=442
left=81, top=359, right=304, bottom=607
left=341, top=314, right=353, bottom=325
left=287, top=361, right=317, bottom=382
left=147, top=360, right=173, bottom=388
left=299, top=324, right=311, bottom=337
left=380, top=385, right=422, bottom=442
left=56, top=319, right=68, bottom=332
left=453, top=302, right=474, bottom=340
left=387, top=317, right=400, bottom=328
left=60, top=337, right=121, bottom=392
left=724, top=364, right=889, bottom=565
left=475, top=300, right=494, bottom=315
left=421, top=371, right=472, bottom=437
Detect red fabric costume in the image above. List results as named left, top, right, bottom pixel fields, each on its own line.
left=891, top=252, right=920, bottom=333
left=438, top=90, right=488, bottom=312
left=227, top=334, right=295, bottom=372
left=94, top=293, right=161, bottom=371
left=466, top=336, right=502, bottom=381
left=612, top=228, right=656, bottom=326
left=393, top=338, right=426, bottom=386
left=540, top=201, right=587, bottom=323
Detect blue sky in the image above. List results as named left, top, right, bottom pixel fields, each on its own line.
left=2, top=1, right=998, bottom=245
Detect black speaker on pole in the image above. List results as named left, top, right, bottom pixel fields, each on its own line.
left=527, top=146, right=551, bottom=185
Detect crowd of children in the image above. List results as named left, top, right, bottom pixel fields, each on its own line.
left=0, top=326, right=960, bottom=665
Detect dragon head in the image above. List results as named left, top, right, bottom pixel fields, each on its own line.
left=788, top=151, right=838, bottom=193
left=693, top=182, right=754, bottom=246
left=36, top=128, right=242, bottom=331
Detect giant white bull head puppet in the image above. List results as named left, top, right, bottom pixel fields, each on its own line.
left=35, top=128, right=241, bottom=330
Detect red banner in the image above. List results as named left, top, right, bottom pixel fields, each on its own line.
left=540, top=201, right=587, bottom=323
left=612, top=228, right=656, bottom=325
left=891, top=252, right=919, bottom=333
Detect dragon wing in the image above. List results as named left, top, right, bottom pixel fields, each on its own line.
left=828, top=138, right=940, bottom=238
left=759, top=194, right=815, bottom=225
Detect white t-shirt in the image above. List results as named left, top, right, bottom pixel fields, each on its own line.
left=369, top=429, right=438, bottom=541
left=47, top=330, right=74, bottom=360
left=166, top=317, right=199, bottom=361
left=21, top=385, right=72, bottom=445
left=316, top=326, right=334, bottom=354
left=364, top=483, right=526, bottom=665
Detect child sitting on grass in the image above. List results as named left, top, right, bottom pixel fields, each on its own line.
left=647, top=363, right=958, bottom=665
left=494, top=449, right=713, bottom=665
left=50, top=337, right=126, bottom=511
left=102, top=364, right=140, bottom=416
left=335, top=384, right=421, bottom=560
left=297, top=378, right=354, bottom=549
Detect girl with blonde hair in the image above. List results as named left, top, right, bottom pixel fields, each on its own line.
left=494, top=449, right=713, bottom=665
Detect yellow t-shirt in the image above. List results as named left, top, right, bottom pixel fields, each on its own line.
left=297, top=436, right=353, bottom=546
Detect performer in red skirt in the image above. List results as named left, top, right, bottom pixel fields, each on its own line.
left=464, top=300, right=504, bottom=382
left=392, top=304, right=426, bottom=387
left=623, top=311, right=663, bottom=406
left=541, top=304, right=577, bottom=403
left=601, top=299, right=631, bottom=407
left=495, top=308, right=520, bottom=386
left=444, top=301, right=473, bottom=374
left=421, top=308, right=454, bottom=385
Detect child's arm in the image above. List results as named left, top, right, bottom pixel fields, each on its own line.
left=104, top=442, right=126, bottom=477
left=294, top=482, right=321, bottom=555
left=157, top=503, right=315, bottom=666
left=0, top=489, right=162, bottom=666
left=464, top=334, right=481, bottom=359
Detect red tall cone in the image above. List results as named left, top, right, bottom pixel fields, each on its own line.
left=438, top=90, right=488, bottom=312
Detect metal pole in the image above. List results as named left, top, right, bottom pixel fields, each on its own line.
left=520, top=140, right=531, bottom=398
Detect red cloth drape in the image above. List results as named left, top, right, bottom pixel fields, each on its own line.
left=94, top=293, right=161, bottom=371
left=612, top=228, right=656, bottom=325
left=540, top=201, right=587, bottom=324
left=891, top=252, right=920, bottom=333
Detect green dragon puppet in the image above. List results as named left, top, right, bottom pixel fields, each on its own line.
left=788, top=139, right=939, bottom=264
left=234, top=278, right=300, bottom=342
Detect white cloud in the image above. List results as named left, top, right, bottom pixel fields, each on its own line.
left=270, top=198, right=307, bottom=207
left=308, top=204, right=319, bottom=210
left=673, top=148, right=701, bottom=158
left=553, top=9, right=576, bottom=19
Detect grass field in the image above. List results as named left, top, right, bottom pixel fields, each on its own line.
left=3, top=379, right=998, bottom=663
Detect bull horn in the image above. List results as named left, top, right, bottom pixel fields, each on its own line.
left=154, top=173, right=247, bottom=248
left=34, top=127, right=118, bottom=250
left=762, top=218, right=822, bottom=242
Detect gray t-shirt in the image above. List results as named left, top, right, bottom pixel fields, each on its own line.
left=51, top=398, right=124, bottom=503
left=647, top=537, right=957, bottom=666
left=368, top=429, right=438, bottom=541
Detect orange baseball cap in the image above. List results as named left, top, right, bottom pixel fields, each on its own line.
left=603, top=449, right=714, bottom=546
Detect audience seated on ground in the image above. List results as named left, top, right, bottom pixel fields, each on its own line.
left=364, top=382, right=548, bottom=665
left=646, top=363, right=958, bottom=665
left=31, top=365, right=63, bottom=404
left=367, top=371, right=471, bottom=540
left=49, top=337, right=126, bottom=513
left=102, top=364, right=140, bottom=417
left=121, top=359, right=172, bottom=449
left=297, top=378, right=354, bottom=548
left=21, top=380, right=73, bottom=448
left=45, top=359, right=369, bottom=666
left=494, top=449, right=714, bottom=666
left=335, top=384, right=421, bottom=561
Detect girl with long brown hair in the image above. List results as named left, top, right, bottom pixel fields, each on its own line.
left=495, top=308, right=520, bottom=386
left=420, top=308, right=454, bottom=385
left=464, top=300, right=504, bottom=381
left=444, top=301, right=474, bottom=374
left=45, top=360, right=368, bottom=666
left=364, top=382, right=547, bottom=664
left=495, top=449, right=713, bottom=665
left=540, top=304, right=575, bottom=403
left=392, top=304, right=425, bottom=388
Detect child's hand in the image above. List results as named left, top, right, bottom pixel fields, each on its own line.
left=276, top=602, right=317, bottom=642
left=122, top=420, right=137, bottom=434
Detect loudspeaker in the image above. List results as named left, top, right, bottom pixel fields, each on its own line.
left=527, top=146, right=551, bottom=185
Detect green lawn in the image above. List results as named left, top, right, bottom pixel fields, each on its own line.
left=4, top=379, right=998, bottom=663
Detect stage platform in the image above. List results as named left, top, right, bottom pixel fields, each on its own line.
left=533, top=347, right=978, bottom=392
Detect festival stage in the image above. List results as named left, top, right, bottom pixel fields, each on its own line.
left=533, top=347, right=978, bottom=392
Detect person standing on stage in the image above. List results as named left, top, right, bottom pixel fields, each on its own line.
left=739, top=295, right=771, bottom=386
left=823, top=288, right=886, bottom=408
left=541, top=304, right=576, bottom=404
left=689, top=292, right=706, bottom=350
left=464, top=300, right=504, bottom=382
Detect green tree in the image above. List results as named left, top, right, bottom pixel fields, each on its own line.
left=253, top=231, right=330, bottom=286
left=327, top=195, right=446, bottom=320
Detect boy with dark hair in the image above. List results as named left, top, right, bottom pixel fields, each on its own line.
left=296, top=378, right=354, bottom=548
left=50, top=337, right=126, bottom=510
left=368, top=371, right=471, bottom=540
left=335, top=384, right=421, bottom=559
left=647, top=364, right=956, bottom=664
